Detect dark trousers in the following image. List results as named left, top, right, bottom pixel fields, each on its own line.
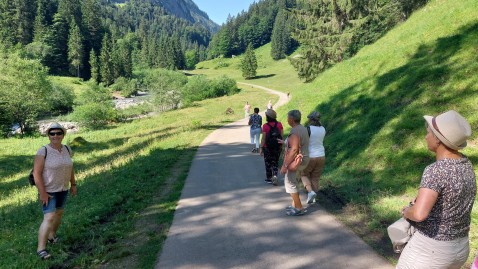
left=263, top=148, right=281, bottom=179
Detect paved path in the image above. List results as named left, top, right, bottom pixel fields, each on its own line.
left=156, top=83, right=393, bottom=269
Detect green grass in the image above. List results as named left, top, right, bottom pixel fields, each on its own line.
left=48, top=76, right=90, bottom=97
left=0, top=84, right=274, bottom=268
left=198, top=0, right=478, bottom=266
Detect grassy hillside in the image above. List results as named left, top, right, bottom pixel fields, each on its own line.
left=194, top=0, right=478, bottom=265
left=0, top=84, right=274, bottom=268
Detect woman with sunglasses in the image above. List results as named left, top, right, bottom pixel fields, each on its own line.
left=33, top=122, right=77, bottom=260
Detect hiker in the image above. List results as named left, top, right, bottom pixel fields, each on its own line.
left=280, top=110, right=310, bottom=216
left=301, top=111, right=326, bottom=204
left=244, top=101, right=251, bottom=118
left=33, top=122, right=77, bottom=260
left=267, top=100, right=273, bottom=110
left=397, top=110, right=475, bottom=269
left=259, top=109, right=283, bottom=185
left=248, top=107, right=262, bottom=153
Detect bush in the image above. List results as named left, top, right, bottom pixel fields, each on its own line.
left=210, top=76, right=239, bottom=97
left=182, top=75, right=211, bottom=106
left=112, top=77, right=139, bottom=97
left=49, top=82, right=75, bottom=114
left=76, top=81, right=112, bottom=105
left=70, top=102, right=117, bottom=129
left=142, top=69, right=187, bottom=110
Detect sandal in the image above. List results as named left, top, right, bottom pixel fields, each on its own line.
left=286, top=207, right=306, bottom=216
left=48, top=236, right=59, bottom=244
left=37, top=249, right=51, bottom=260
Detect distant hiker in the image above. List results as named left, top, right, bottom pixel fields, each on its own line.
left=248, top=107, right=262, bottom=153
left=259, top=109, right=283, bottom=185
left=244, top=101, right=251, bottom=118
left=397, top=110, right=475, bottom=269
left=267, top=100, right=273, bottom=110
left=33, top=122, right=77, bottom=260
left=301, top=111, right=326, bottom=205
left=280, top=110, right=310, bottom=216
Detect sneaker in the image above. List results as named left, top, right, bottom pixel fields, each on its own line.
left=264, top=179, right=273, bottom=184
left=271, top=175, right=278, bottom=186
left=252, top=148, right=256, bottom=153
left=286, top=207, right=306, bottom=216
left=307, top=191, right=317, bottom=204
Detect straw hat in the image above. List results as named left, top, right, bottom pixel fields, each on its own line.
left=423, top=110, right=471, bottom=150
left=46, top=122, right=67, bottom=134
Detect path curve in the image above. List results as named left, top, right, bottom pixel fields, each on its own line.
left=156, top=83, right=393, bottom=269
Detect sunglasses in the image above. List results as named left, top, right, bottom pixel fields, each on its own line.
left=48, top=132, right=64, bottom=136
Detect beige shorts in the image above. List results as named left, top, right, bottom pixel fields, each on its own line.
left=396, top=231, right=469, bottom=269
left=284, top=157, right=310, bottom=194
left=302, top=157, right=325, bottom=180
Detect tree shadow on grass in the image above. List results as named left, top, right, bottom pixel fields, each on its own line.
left=314, top=21, right=478, bottom=206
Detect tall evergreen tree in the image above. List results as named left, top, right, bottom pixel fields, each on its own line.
left=0, top=0, right=18, bottom=46
left=271, top=9, right=291, bottom=60
left=100, top=34, right=114, bottom=85
left=82, top=0, right=102, bottom=54
left=68, top=20, right=84, bottom=77
left=45, top=13, right=70, bottom=75
left=15, top=0, right=36, bottom=45
left=33, top=0, right=49, bottom=42
left=241, top=43, right=257, bottom=79
left=89, top=49, right=99, bottom=82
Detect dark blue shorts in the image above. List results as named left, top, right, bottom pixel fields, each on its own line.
left=42, top=191, right=68, bottom=214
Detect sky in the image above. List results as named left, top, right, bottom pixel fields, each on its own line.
left=193, top=0, right=257, bottom=25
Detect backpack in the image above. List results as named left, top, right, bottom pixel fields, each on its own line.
left=265, top=122, right=282, bottom=150
left=29, top=145, right=71, bottom=186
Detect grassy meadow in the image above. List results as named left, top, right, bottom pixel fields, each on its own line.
left=0, top=84, right=274, bottom=268
left=195, top=0, right=478, bottom=265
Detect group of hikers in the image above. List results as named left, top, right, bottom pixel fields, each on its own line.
left=32, top=104, right=477, bottom=268
left=246, top=102, right=477, bottom=269
left=246, top=101, right=326, bottom=217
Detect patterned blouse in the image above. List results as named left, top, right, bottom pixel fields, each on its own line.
left=411, top=157, right=476, bottom=241
left=249, top=114, right=262, bottom=129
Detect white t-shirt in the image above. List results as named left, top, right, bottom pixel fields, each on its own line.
left=37, top=145, right=73, bottom=192
left=308, top=126, right=326, bottom=158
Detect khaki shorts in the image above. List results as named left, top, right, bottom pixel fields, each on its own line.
left=396, top=231, right=469, bottom=269
left=284, top=157, right=310, bottom=194
left=302, top=157, right=325, bottom=180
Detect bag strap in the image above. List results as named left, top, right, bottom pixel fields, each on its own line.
left=64, top=145, right=71, bottom=156
left=307, top=126, right=311, bottom=137
left=43, top=146, right=47, bottom=159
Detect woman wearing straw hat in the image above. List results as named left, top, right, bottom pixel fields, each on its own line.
left=397, top=110, right=476, bottom=269
left=33, top=122, right=77, bottom=260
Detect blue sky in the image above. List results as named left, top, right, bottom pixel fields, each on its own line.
left=193, top=0, right=257, bottom=25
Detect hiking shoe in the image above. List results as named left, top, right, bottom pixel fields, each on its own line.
left=252, top=148, right=256, bottom=153
left=307, top=191, right=317, bottom=204
left=271, top=175, right=278, bottom=186
left=37, top=249, right=51, bottom=260
left=286, top=207, right=306, bottom=216
left=264, top=179, right=273, bottom=184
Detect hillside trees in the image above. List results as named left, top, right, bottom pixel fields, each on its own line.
left=271, top=9, right=292, bottom=60
left=291, top=0, right=429, bottom=82
left=208, top=0, right=296, bottom=59
left=241, top=43, right=258, bottom=79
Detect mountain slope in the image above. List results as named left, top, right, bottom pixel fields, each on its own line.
left=158, top=0, right=219, bottom=33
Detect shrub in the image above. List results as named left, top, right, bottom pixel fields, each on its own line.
left=210, top=76, right=239, bottom=97
left=70, top=102, right=117, bottom=129
left=112, top=77, right=139, bottom=97
left=182, top=75, right=210, bottom=106
left=49, top=82, right=75, bottom=114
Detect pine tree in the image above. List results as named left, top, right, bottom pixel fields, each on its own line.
left=89, top=49, right=99, bottom=82
left=0, top=0, right=18, bottom=46
left=271, top=9, right=291, bottom=60
left=241, top=43, right=257, bottom=79
left=68, top=20, right=84, bottom=77
left=45, top=13, right=70, bottom=75
left=58, top=0, right=82, bottom=26
left=82, top=0, right=103, bottom=53
left=15, top=0, right=36, bottom=45
left=100, top=34, right=114, bottom=85
left=33, top=0, right=49, bottom=41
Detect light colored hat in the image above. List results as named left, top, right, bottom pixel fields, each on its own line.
left=423, top=110, right=471, bottom=150
left=307, top=111, right=321, bottom=121
left=47, top=122, right=67, bottom=134
left=265, top=109, right=277, bottom=119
